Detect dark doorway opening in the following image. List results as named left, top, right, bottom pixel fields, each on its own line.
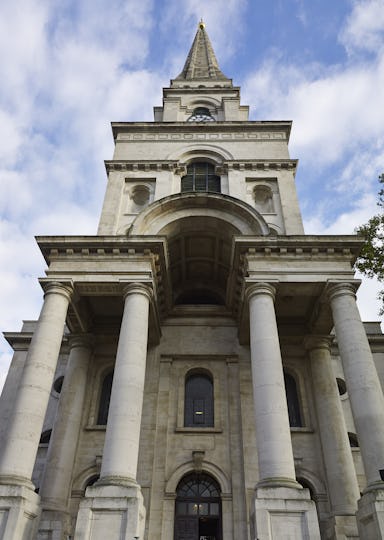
left=174, top=473, right=222, bottom=540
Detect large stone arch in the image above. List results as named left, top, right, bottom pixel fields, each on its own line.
left=129, top=192, right=269, bottom=237
left=129, top=193, right=269, bottom=305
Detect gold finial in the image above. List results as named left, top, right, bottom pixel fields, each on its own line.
left=199, top=18, right=205, bottom=29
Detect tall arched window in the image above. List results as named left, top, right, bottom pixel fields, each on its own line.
left=181, top=162, right=221, bottom=193
left=284, top=371, right=303, bottom=427
left=97, top=371, right=113, bottom=425
left=174, top=473, right=222, bottom=540
left=184, top=372, right=214, bottom=427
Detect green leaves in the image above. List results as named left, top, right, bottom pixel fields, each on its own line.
left=355, top=174, right=384, bottom=314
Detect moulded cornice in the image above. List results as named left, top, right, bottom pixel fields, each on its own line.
left=35, top=235, right=171, bottom=339
left=104, top=159, right=298, bottom=174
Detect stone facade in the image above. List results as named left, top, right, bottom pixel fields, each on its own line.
left=1, top=21, right=384, bottom=540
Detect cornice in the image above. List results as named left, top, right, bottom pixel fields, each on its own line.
left=231, top=235, right=364, bottom=260
left=35, top=236, right=171, bottom=335
left=35, top=235, right=168, bottom=262
left=104, top=159, right=297, bottom=174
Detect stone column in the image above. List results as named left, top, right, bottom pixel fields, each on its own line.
left=100, top=283, right=151, bottom=483
left=0, top=281, right=72, bottom=483
left=38, top=334, right=92, bottom=537
left=0, top=281, right=72, bottom=540
left=306, top=336, right=359, bottom=537
left=328, top=282, right=384, bottom=539
left=74, top=283, right=150, bottom=540
left=248, top=283, right=321, bottom=540
left=328, top=283, right=384, bottom=488
left=247, top=283, right=297, bottom=487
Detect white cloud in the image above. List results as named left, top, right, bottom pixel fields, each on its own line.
left=340, top=0, right=384, bottom=54
left=0, top=0, right=159, bottom=393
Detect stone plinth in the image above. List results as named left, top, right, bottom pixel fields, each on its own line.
left=37, top=509, right=71, bottom=540
left=0, top=482, right=40, bottom=540
left=252, top=486, right=321, bottom=540
left=356, top=489, right=384, bottom=540
left=74, top=483, right=146, bottom=540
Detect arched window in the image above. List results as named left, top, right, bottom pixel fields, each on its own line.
left=181, top=162, right=221, bottom=193
left=97, top=371, right=113, bottom=425
left=284, top=371, right=303, bottom=427
left=174, top=473, right=222, bottom=540
left=184, top=372, right=214, bottom=427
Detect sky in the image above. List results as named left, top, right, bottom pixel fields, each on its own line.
left=1, top=0, right=384, bottom=391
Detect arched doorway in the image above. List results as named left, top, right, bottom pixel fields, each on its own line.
left=174, top=473, right=222, bottom=540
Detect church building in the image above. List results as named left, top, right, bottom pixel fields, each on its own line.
left=1, top=21, right=384, bottom=540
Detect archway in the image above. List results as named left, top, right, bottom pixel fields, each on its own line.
left=174, top=472, right=222, bottom=540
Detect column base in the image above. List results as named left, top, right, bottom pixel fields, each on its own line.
left=74, top=481, right=146, bottom=540
left=356, top=489, right=384, bottom=540
left=322, top=514, right=359, bottom=539
left=252, top=486, right=321, bottom=540
left=37, top=508, right=72, bottom=540
left=0, top=482, right=41, bottom=540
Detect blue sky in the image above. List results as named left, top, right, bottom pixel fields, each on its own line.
left=1, top=0, right=384, bottom=390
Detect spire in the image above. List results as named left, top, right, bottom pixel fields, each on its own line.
left=175, top=20, right=230, bottom=82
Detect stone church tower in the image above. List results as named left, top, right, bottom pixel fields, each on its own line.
left=1, top=21, right=384, bottom=540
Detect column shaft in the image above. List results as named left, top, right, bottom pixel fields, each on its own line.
left=39, top=335, right=92, bottom=507
left=308, top=337, right=360, bottom=513
left=0, top=282, right=72, bottom=483
left=248, top=283, right=297, bottom=486
left=100, top=284, right=151, bottom=482
left=329, top=283, right=384, bottom=488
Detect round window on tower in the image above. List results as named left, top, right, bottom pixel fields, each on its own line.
left=187, top=107, right=215, bottom=122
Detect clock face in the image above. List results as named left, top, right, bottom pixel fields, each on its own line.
left=187, top=107, right=215, bottom=122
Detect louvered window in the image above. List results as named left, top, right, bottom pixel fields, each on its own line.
left=181, top=162, right=221, bottom=193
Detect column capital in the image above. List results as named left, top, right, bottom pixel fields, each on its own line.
left=304, top=335, right=333, bottom=352
left=327, top=281, right=358, bottom=303
left=246, top=282, right=277, bottom=302
left=40, top=280, right=74, bottom=301
left=68, top=333, right=94, bottom=351
left=121, top=282, right=153, bottom=301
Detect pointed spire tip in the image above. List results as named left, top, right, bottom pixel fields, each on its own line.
left=199, top=18, right=205, bottom=29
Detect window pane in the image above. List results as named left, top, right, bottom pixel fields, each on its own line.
left=185, top=374, right=214, bottom=427
left=207, top=176, right=220, bottom=193
left=193, top=399, right=205, bottom=424
left=199, top=503, right=208, bottom=515
left=284, top=372, right=302, bottom=427
left=194, top=176, right=207, bottom=191
left=188, top=502, right=199, bottom=515
left=176, top=502, right=187, bottom=515
left=210, top=503, right=219, bottom=515
left=97, top=371, right=113, bottom=425
left=181, top=176, right=194, bottom=192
